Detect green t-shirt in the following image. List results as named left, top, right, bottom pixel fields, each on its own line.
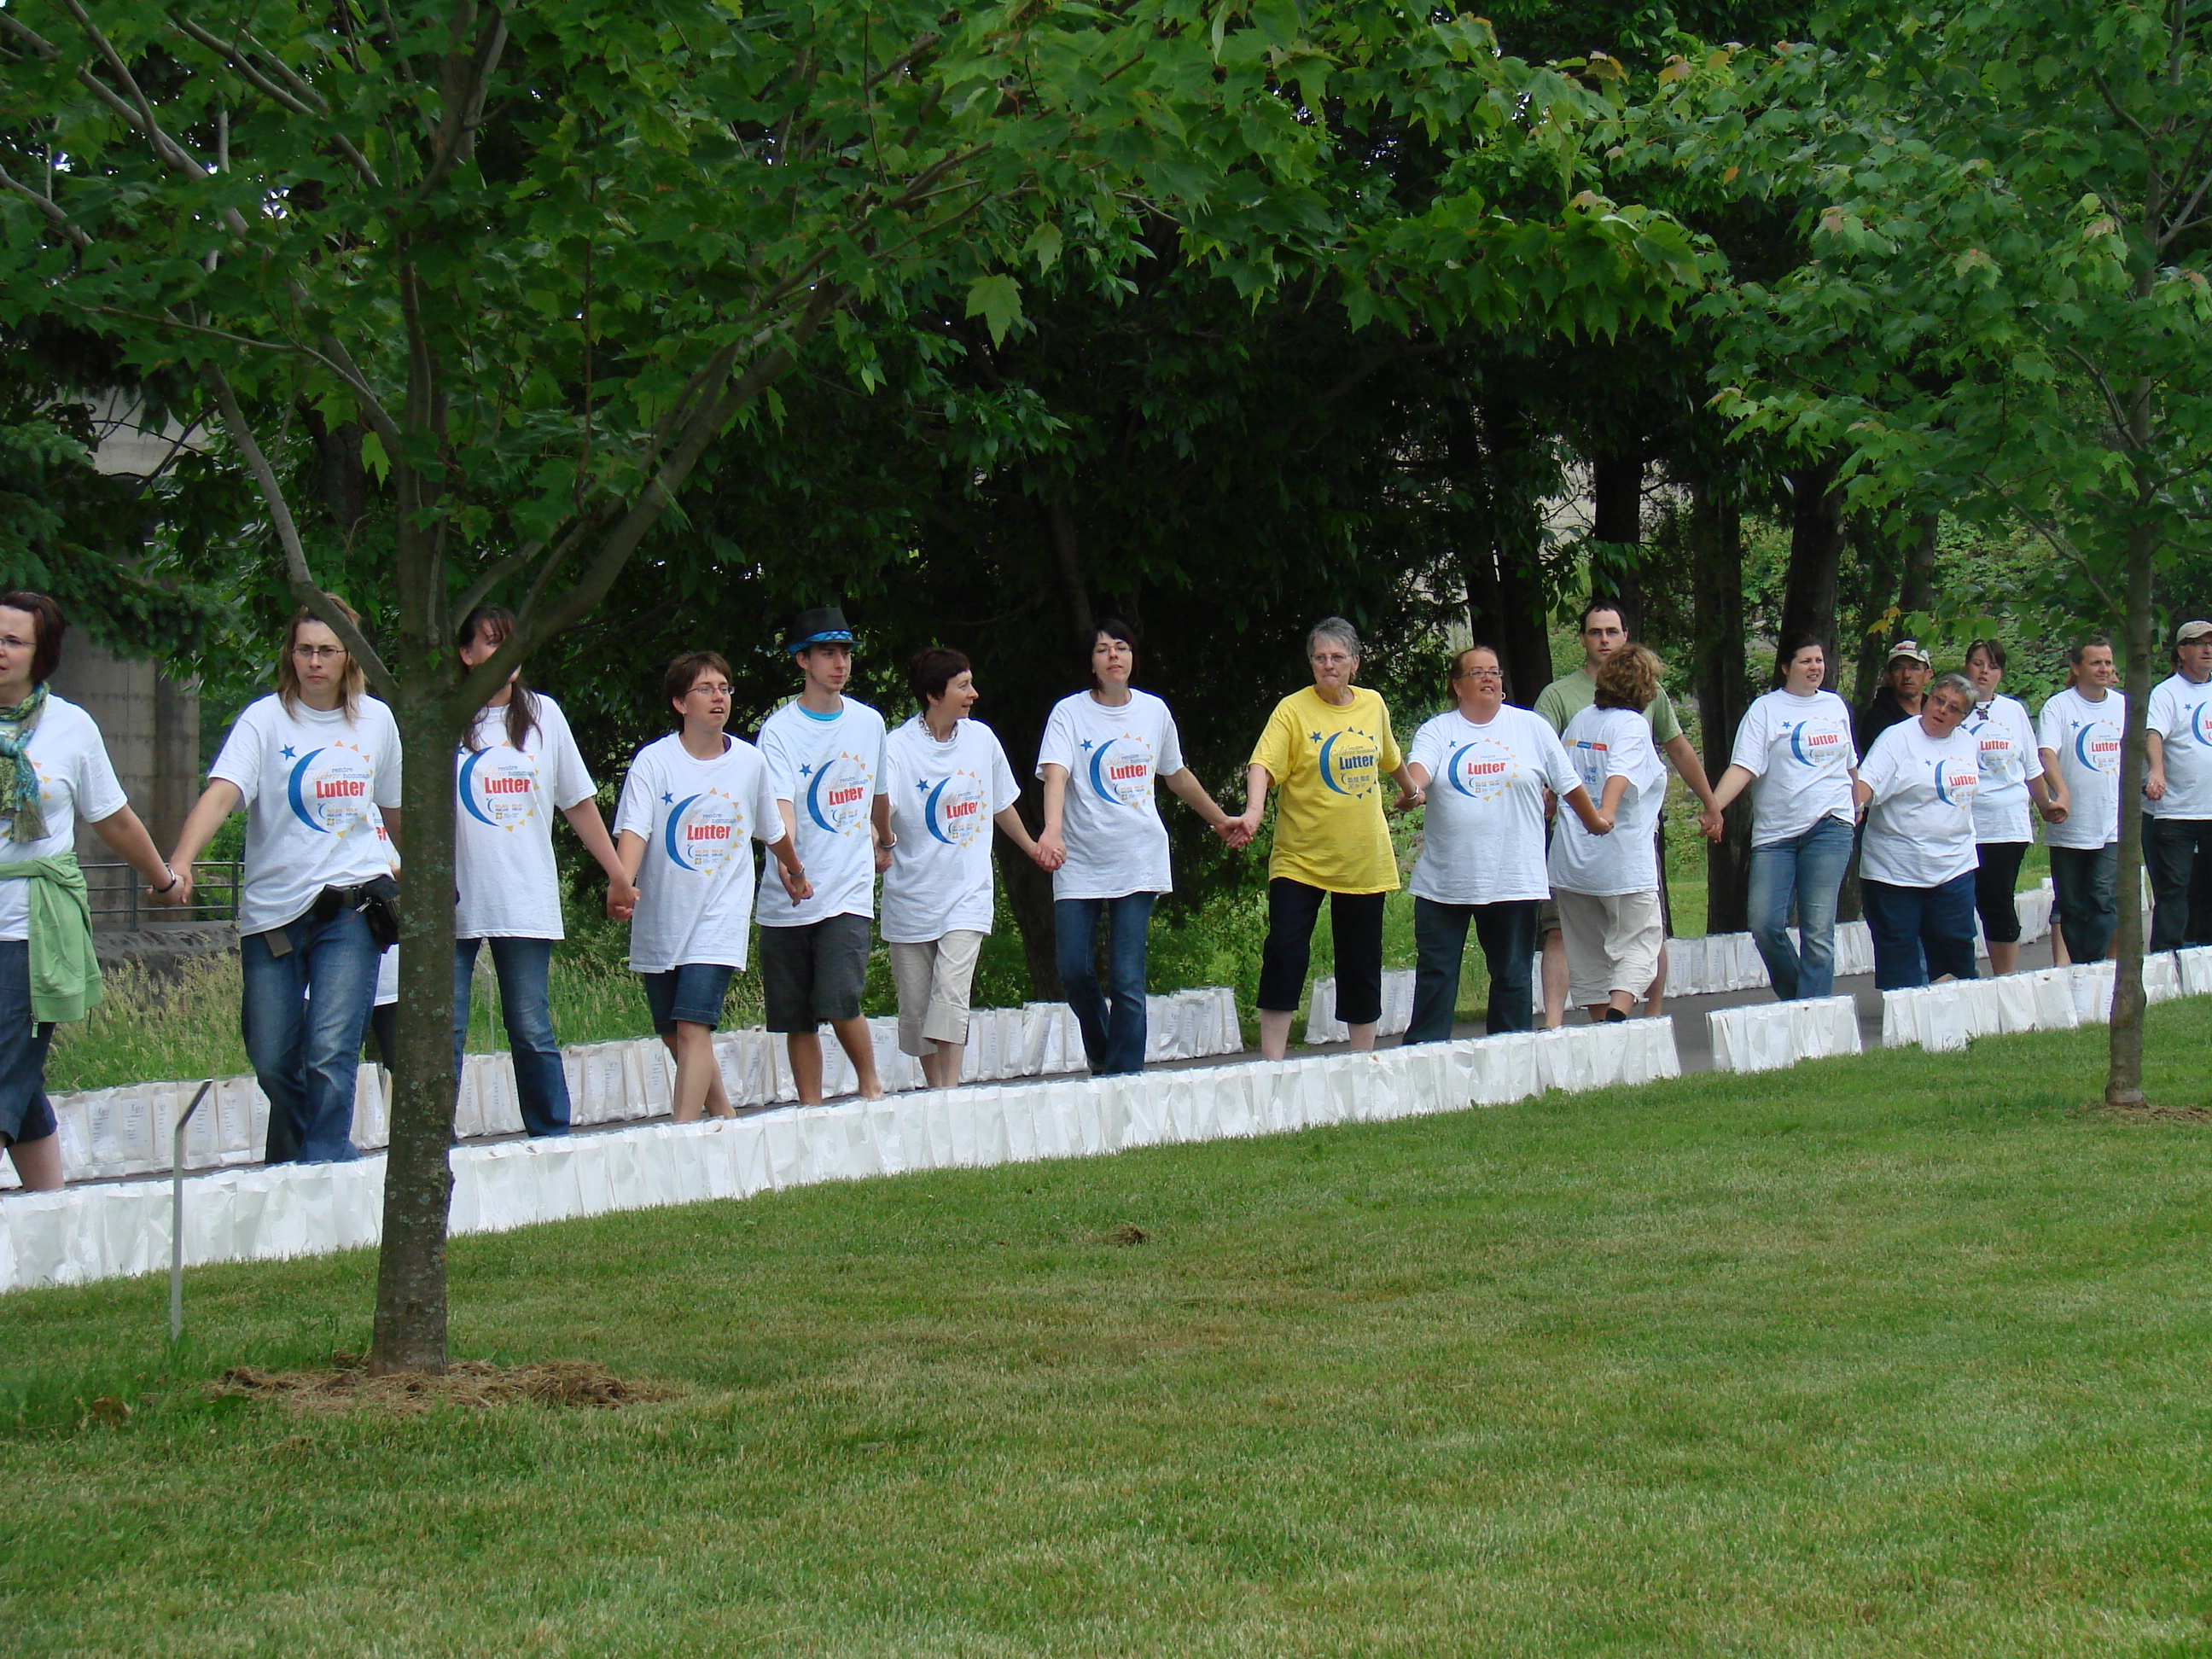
left=1534, top=669, right=1684, bottom=746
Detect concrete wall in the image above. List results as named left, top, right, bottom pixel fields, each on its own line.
left=49, top=642, right=200, bottom=928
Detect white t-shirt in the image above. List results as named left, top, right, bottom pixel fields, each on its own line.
left=2145, top=672, right=2212, bottom=820
left=753, top=696, right=887, bottom=928
left=1036, top=690, right=1185, bottom=900
left=612, top=732, right=783, bottom=972
left=209, top=695, right=403, bottom=934
left=1407, top=704, right=1579, bottom=905
left=453, top=696, right=597, bottom=940
left=1964, top=695, right=2044, bottom=844
left=1548, top=705, right=1665, bottom=896
left=2036, top=688, right=2125, bottom=849
left=1729, top=688, right=1858, bottom=847
left=1859, top=719, right=1982, bottom=887
left=880, top=715, right=1020, bottom=943
left=0, top=695, right=128, bottom=942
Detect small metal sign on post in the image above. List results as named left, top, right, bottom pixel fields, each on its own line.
left=170, top=1080, right=214, bottom=1344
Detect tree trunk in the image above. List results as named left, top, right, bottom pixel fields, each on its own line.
left=370, top=625, right=461, bottom=1375
left=1898, top=509, right=1940, bottom=618
left=1778, top=455, right=1846, bottom=687
left=1589, top=448, right=1644, bottom=637
left=2105, top=520, right=2157, bottom=1106
left=1690, top=483, right=1752, bottom=931
left=1045, top=498, right=1093, bottom=646
left=1464, top=396, right=1554, bottom=706
left=996, top=812, right=1060, bottom=1000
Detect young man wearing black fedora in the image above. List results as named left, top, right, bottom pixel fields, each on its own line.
left=755, top=606, right=892, bottom=1103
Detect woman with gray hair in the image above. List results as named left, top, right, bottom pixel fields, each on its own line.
left=1228, top=618, right=1417, bottom=1059
left=1853, top=669, right=1984, bottom=990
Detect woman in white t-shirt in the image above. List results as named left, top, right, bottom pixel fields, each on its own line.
left=613, top=650, right=807, bottom=1123
left=1853, top=671, right=1983, bottom=991
left=1034, top=620, right=1237, bottom=1076
left=171, top=599, right=402, bottom=1163
left=882, top=647, right=1047, bottom=1089
left=1549, top=645, right=1668, bottom=1022
left=1707, top=632, right=1860, bottom=1001
left=1403, top=644, right=1607, bottom=1040
left=451, top=605, right=636, bottom=1137
left=0, top=591, right=185, bottom=1191
left=1962, top=639, right=2064, bottom=975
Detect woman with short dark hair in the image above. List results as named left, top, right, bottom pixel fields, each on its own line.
left=1854, top=671, right=1984, bottom=989
left=1962, top=639, right=2062, bottom=975
left=0, top=592, right=183, bottom=1191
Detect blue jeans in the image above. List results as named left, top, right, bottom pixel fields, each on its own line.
left=1406, top=896, right=1539, bottom=1042
left=1747, top=816, right=1854, bottom=1001
left=2049, top=843, right=2118, bottom=962
left=454, top=936, right=571, bottom=1137
left=1055, top=893, right=1155, bottom=1075
left=241, top=905, right=379, bottom=1163
left=1861, top=872, right=1981, bottom=992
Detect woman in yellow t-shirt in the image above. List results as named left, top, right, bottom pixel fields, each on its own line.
left=1228, top=617, right=1417, bottom=1058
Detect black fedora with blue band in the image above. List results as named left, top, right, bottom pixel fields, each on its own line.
left=785, top=605, right=855, bottom=654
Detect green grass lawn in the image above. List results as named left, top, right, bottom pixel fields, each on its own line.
left=9, top=1007, right=2212, bottom=1655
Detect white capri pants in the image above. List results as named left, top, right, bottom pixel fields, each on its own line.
left=889, top=930, right=985, bottom=1058
left=1554, top=888, right=1663, bottom=1007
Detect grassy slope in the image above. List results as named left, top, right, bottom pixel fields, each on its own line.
left=8, top=1009, right=2212, bottom=1656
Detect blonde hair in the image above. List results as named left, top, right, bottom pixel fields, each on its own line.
left=276, top=597, right=367, bottom=719
left=1594, top=643, right=1663, bottom=713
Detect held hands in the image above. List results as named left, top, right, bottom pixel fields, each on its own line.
left=606, top=878, right=638, bottom=923
left=1698, top=805, right=1726, bottom=843
left=1389, top=786, right=1425, bottom=814
left=2145, top=770, right=2168, bottom=802
left=1592, top=812, right=1616, bottom=835
left=2038, top=798, right=2070, bottom=826
left=1033, top=827, right=1068, bottom=872
left=779, top=863, right=814, bottom=905
left=1214, top=812, right=1257, bottom=850
left=146, top=864, right=193, bottom=907
left=875, top=838, right=894, bottom=874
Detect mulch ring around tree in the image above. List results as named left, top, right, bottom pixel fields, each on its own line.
left=2090, top=1102, right=2212, bottom=1125
left=213, top=1354, right=682, bottom=1415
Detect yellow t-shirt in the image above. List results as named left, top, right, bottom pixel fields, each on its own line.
left=1249, top=686, right=1404, bottom=893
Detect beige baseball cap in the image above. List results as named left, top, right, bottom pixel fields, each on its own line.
left=1886, top=638, right=1933, bottom=667
left=2175, top=620, right=2212, bottom=644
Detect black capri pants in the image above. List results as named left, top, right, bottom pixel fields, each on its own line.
left=1257, top=878, right=1387, bottom=1024
left=1972, top=841, right=2028, bottom=946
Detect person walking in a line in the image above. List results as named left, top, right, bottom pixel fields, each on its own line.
left=1854, top=672, right=1983, bottom=991
left=2036, top=636, right=2119, bottom=963
left=1550, top=645, right=1669, bottom=1022
left=1961, top=639, right=2064, bottom=975
left=2143, top=620, right=2212, bottom=951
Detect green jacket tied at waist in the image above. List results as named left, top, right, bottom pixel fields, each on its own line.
left=0, top=851, right=102, bottom=1024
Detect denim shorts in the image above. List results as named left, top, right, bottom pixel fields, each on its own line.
left=642, top=963, right=737, bottom=1034
left=0, top=939, right=57, bottom=1145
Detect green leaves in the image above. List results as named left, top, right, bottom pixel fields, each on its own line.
left=964, top=273, right=1026, bottom=346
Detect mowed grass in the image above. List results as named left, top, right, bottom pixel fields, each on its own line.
left=9, top=1009, right=2212, bottom=1656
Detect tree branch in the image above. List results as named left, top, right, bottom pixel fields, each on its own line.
left=0, top=163, right=92, bottom=248
left=407, top=6, right=509, bottom=210
left=164, top=15, right=385, bottom=189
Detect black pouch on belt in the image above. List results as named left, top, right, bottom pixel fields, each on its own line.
left=356, top=874, right=401, bottom=951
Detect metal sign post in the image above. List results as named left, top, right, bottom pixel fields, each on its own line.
left=169, top=1080, right=214, bottom=1344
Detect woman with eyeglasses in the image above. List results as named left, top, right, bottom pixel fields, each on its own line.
left=1227, top=617, right=1417, bottom=1059
left=1854, top=670, right=1984, bottom=990
left=1960, top=639, right=2063, bottom=975
left=1403, top=644, right=1607, bottom=1042
left=0, top=591, right=186, bottom=1192
left=170, top=601, right=402, bottom=1163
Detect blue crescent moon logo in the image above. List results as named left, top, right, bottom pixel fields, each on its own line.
left=663, top=794, right=702, bottom=871
left=2076, top=725, right=2110, bottom=771
left=1318, top=731, right=1349, bottom=795
left=1445, top=743, right=1481, bottom=797
left=456, top=748, right=501, bottom=827
left=286, top=748, right=329, bottom=831
left=1787, top=722, right=1809, bottom=766
left=806, top=765, right=835, bottom=834
left=1932, top=762, right=1953, bottom=805
left=924, top=777, right=957, bottom=845
left=1089, top=739, right=1118, bottom=801
left=2193, top=705, right=2212, bottom=748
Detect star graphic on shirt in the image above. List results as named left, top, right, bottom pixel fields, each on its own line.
left=280, top=745, right=297, bottom=760
left=1309, top=731, right=1323, bottom=743
left=1080, top=738, right=1095, bottom=752
left=661, top=791, right=673, bottom=805
left=798, top=763, right=814, bottom=777
left=917, top=778, right=930, bottom=793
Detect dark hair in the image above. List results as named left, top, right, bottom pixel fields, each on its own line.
left=2069, top=632, right=2113, bottom=667
left=0, top=591, right=66, bottom=684
left=1594, top=643, right=1662, bottom=712
left=1090, top=618, right=1138, bottom=690
left=457, top=604, right=540, bottom=753
left=1772, top=629, right=1825, bottom=689
left=909, top=646, right=972, bottom=710
left=1579, top=598, right=1627, bottom=634
left=276, top=597, right=367, bottom=719
left=663, top=650, right=732, bottom=717
left=1965, top=638, right=2007, bottom=673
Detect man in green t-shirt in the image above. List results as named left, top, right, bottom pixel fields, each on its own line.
left=1534, top=601, right=1724, bottom=1026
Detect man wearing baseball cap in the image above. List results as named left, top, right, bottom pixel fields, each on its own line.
left=754, top=604, right=892, bottom=1103
left=1854, top=638, right=1933, bottom=759
left=2143, top=619, right=2212, bottom=950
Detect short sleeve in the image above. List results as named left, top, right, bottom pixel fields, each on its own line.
left=874, top=720, right=888, bottom=795
left=545, top=704, right=597, bottom=809
left=74, top=725, right=129, bottom=823
left=1729, top=700, right=1773, bottom=778
left=2036, top=700, right=2064, bottom=755
left=751, top=754, right=785, bottom=844
left=208, top=703, right=265, bottom=795
left=2014, top=704, right=2044, bottom=778
left=1647, top=689, right=1685, bottom=745
left=756, top=718, right=797, bottom=804
left=1859, top=730, right=1902, bottom=801
left=2149, top=680, right=2180, bottom=740
left=1155, top=701, right=1185, bottom=777
left=1375, top=696, right=1403, bottom=772
left=1036, top=701, right=1076, bottom=779
left=1603, top=712, right=1644, bottom=781
left=371, top=706, right=403, bottom=810
left=1534, top=684, right=1569, bottom=735
left=987, top=731, right=1020, bottom=812
left=1249, top=697, right=1297, bottom=779
left=1408, top=719, right=1447, bottom=780
left=613, top=748, right=657, bottom=840
left=1537, top=720, right=1580, bottom=795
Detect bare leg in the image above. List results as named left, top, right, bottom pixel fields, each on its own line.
left=667, top=1022, right=725, bottom=1122
left=1586, top=989, right=1637, bottom=1022
left=1988, top=940, right=2020, bottom=975
left=1347, top=1021, right=1377, bottom=1052
left=2049, top=920, right=2070, bottom=966
left=1259, top=1008, right=1295, bottom=1061
left=786, top=1031, right=824, bottom=1105
left=1541, top=930, right=1568, bottom=1028
left=1644, top=940, right=1668, bottom=1017
left=830, top=1016, right=883, bottom=1099
left=921, top=1042, right=964, bottom=1089
left=3, top=1132, right=63, bottom=1191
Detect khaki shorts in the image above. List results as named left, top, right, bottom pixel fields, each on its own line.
left=1554, top=888, right=1664, bottom=1008
left=889, top=931, right=985, bottom=1057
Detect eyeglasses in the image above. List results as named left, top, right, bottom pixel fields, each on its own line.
left=0, top=636, right=33, bottom=653
left=1311, top=653, right=1355, bottom=667
left=292, top=644, right=346, bottom=661
left=1455, top=667, right=1503, bottom=680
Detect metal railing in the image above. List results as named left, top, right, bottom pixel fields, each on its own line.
left=79, top=859, right=242, bottom=928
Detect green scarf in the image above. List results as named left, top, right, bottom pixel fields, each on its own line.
left=0, top=682, right=49, bottom=844
left=0, top=851, right=100, bottom=1023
